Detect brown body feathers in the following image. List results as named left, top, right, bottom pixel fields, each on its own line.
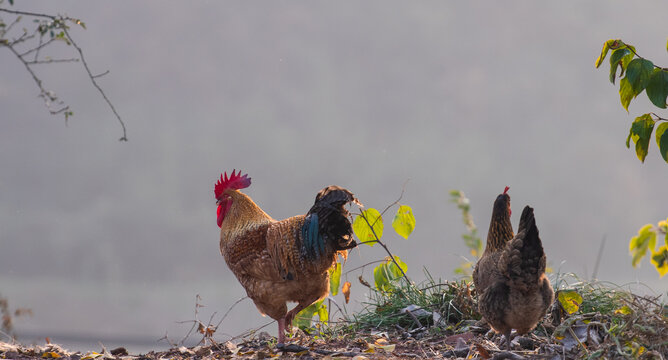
left=216, top=179, right=358, bottom=344
left=472, top=190, right=554, bottom=350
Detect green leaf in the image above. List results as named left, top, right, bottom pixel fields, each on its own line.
left=650, top=245, right=668, bottom=277
left=595, top=39, right=622, bottom=68
left=293, top=300, right=324, bottom=329
left=557, top=290, right=583, bottom=315
left=656, top=122, right=668, bottom=163
left=329, top=262, right=342, bottom=296
left=316, top=302, right=328, bottom=323
left=627, top=114, right=655, bottom=162
left=646, top=69, right=668, bottom=109
left=625, top=58, right=654, bottom=95
left=353, top=208, right=383, bottom=245
left=629, top=224, right=657, bottom=267
left=658, top=218, right=668, bottom=243
left=373, top=255, right=408, bottom=291
left=608, top=48, right=631, bottom=84
left=619, top=77, right=635, bottom=112
left=392, top=205, right=416, bottom=239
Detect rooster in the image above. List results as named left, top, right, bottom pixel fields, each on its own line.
left=214, top=170, right=359, bottom=344
left=472, top=187, right=554, bottom=350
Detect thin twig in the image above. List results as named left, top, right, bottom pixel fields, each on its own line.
left=591, top=235, right=606, bottom=280
left=0, top=8, right=57, bottom=19
left=215, top=296, right=249, bottom=329
left=625, top=45, right=667, bottom=71
left=2, top=12, right=22, bottom=34
left=61, top=27, right=127, bottom=141
left=359, top=211, right=412, bottom=285
left=17, top=37, right=55, bottom=57
left=650, top=112, right=668, bottom=122
left=26, top=58, right=80, bottom=64
left=342, top=259, right=384, bottom=275
left=1, top=8, right=128, bottom=140
left=92, top=70, right=110, bottom=78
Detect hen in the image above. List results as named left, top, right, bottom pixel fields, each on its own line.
left=214, top=170, right=359, bottom=344
left=472, top=187, right=554, bottom=350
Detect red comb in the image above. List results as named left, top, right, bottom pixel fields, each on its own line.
left=214, top=170, right=251, bottom=199
left=503, top=186, right=510, bottom=194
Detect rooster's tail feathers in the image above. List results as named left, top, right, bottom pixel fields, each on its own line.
left=300, top=186, right=357, bottom=259
left=301, top=213, right=325, bottom=259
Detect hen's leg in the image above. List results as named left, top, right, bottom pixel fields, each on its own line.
left=504, top=330, right=512, bottom=350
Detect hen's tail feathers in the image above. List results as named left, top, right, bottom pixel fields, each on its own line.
left=500, top=206, right=547, bottom=291
left=301, top=186, right=358, bottom=260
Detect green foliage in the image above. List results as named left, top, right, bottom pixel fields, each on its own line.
left=597, top=38, right=668, bottom=277
left=608, top=47, right=634, bottom=84
left=656, top=122, right=668, bottom=162
left=392, top=205, right=415, bottom=239
left=350, top=275, right=477, bottom=333
left=624, top=58, right=654, bottom=97
left=353, top=208, right=383, bottom=246
left=629, top=219, right=668, bottom=277
left=373, top=255, right=408, bottom=292
left=293, top=300, right=328, bottom=330
left=629, top=224, right=657, bottom=268
left=651, top=246, right=668, bottom=277
left=596, top=39, right=668, bottom=163
left=647, top=68, right=668, bottom=109
left=329, top=262, right=342, bottom=296
left=352, top=199, right=416, bottom=288
left=449, top=190, right=482, bottom=278
left=297, top=194, right=418, bottom=332
left=626, top=114, right=655, bottom=162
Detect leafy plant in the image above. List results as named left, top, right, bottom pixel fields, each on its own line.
left=295, top=193, right=417, bottom=329
left=349, top=274, right=477, bottom=333
left=629, top=218, right=668, bottom=277
left=449, top=190, right=483, bottom=278
left=596, top=38, right=668, bottom=276
left=595, top=39, right=668, bottom=163
left=373, top=255, right=408, bottom=292
left=352, top=193, right=416, bottom=291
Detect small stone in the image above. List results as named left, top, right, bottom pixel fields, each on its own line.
left=110, top=347, right=128, bottom=356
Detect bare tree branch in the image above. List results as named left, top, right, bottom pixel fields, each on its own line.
left=0, top=6, right=128, bottom=141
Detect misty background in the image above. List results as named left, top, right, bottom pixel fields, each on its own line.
left=1, top=1, right=667, bottom=353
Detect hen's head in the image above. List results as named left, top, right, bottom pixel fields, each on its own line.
left=214, top=170, right=251, bottom=227
left=493, top=186, right=511, bottom=218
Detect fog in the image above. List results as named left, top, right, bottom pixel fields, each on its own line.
left=1, top=1, right=667, bottom=353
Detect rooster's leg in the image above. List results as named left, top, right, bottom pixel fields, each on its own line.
left=277, top=317, right=286, bottom=344
left=285, top=299, right=318, bottom=329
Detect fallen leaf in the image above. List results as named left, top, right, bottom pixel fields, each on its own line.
left=614, top=305, right=633, bottom=315
left=475, top=343, right=490, bottom=359
left=225, top=341, right=239, bottom=354
left=80, top=352, right=101, bottom=360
